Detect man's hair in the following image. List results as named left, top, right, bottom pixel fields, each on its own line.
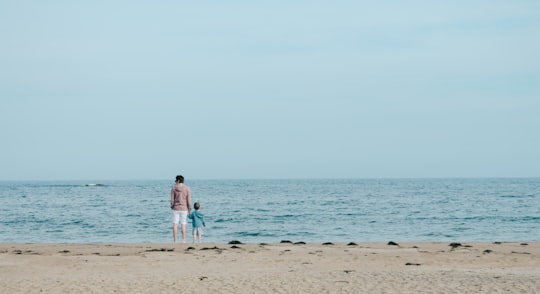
left=175, top=175, right=184, bottom=183
left=194, top=202, right=200, bottom=210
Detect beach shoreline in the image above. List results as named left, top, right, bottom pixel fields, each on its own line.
left=1, top=242, right=539, bottom=293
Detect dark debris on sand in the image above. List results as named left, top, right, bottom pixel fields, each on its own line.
left=145, top=248, right=174, bottom=252
left=449, top=242, right=462, bottom=249
left=200, top=246, right=225, bottom=251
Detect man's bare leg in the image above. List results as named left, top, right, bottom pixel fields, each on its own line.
left=181, top=224, right=187, bottom=243
left=173, top=223, right=178, bottom=243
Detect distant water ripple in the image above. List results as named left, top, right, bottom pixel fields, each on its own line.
left=0, top=178, right=538, bottom=243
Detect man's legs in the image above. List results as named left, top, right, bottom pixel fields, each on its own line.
left=172, top=223, right=178, bottom=243
left=181, top=224, right=187, bottom=243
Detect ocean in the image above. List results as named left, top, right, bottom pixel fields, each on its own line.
left=0, top=178, right=538, bottom=244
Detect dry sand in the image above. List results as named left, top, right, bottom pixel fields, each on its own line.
left=1, top=241, right=539, bottom=293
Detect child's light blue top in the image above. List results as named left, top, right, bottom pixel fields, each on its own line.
left=188, top=210, right=205, bottom=228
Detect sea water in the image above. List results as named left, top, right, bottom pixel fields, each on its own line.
left=0, top=178, right=538, bottom=243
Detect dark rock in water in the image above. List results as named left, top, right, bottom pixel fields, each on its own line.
left=294, top=242, right=306, bottom=245
left=322, top=242, right=334, bottom=245
left=229, top=240, right=243, bottom=245
left=387, top=241, right=399, bottom=246
left=449, top=242, right=462, bottom=248
left=280, top=240, right=292, bottom=243
left=347, top=242, right=358, bottom=246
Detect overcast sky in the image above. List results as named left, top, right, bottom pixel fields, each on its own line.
left=1, top=1, right=539, bottom=181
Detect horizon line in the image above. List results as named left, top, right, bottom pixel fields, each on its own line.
left=2, top=176, right=540, bottom=182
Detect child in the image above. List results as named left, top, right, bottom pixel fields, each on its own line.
left=188, top=202, right=206, bottom=243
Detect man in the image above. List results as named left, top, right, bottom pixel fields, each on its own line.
left=170, top=175, right=192, bottom=243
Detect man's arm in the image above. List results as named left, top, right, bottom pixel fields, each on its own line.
left=187, top=189, right=192, bottom=214
left=170, top=188, right=174, bottom=209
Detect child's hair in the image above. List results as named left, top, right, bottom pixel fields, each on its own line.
left=194, top=202, right=201, bottom=210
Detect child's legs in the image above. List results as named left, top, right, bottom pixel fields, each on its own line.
left=195, top=227, right=203, bottom=242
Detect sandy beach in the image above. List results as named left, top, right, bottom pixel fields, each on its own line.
left=1, top=241, right=539, bottom=293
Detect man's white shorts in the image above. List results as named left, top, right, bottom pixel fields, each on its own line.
left=172, top=210, right=188, bottom=225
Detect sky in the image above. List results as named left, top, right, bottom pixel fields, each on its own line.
left=1, top=1, right=539, bottom=181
